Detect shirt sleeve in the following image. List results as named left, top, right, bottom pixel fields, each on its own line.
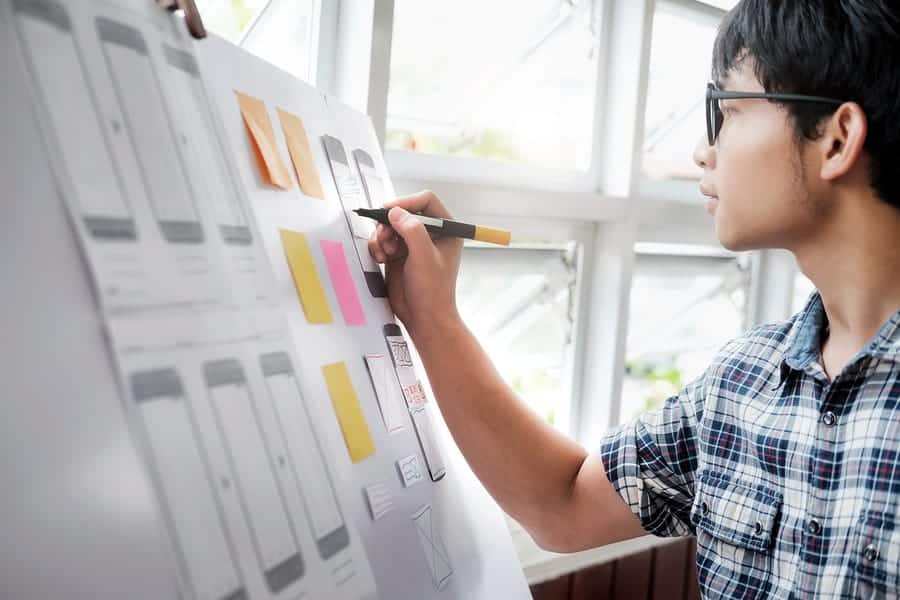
left=599, top=372, right=707, bottom=537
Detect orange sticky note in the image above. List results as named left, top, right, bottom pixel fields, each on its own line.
left=279, top=229, right=333, bottom=324
left=235, top=91, right=293, bottom=189
left=322, top=362, right=376, bottom=463
left=277, top=108, right=324, bottom=199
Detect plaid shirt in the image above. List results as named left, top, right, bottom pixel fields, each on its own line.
left=601, top=292, right=900, bottom=599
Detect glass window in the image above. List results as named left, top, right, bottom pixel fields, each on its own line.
left=620, top=247, right=750, bottom=423
left=792, top=272, right=816, bottom=313
left=196, top=0, right=316, bottom=81
left=386, top=0, right=601, bottom=171
left=642, top=1, right=722, bottom=182
left=196, top=0, right=271, bottom=42
left=456, top=242, right=580, bottom=427
left=698, top=0, right=740, bottom=10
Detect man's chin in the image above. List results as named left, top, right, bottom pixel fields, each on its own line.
left=714, top=222, right=761, bottom=253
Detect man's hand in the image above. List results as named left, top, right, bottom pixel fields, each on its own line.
left=368, top=190, right=463, bottom=338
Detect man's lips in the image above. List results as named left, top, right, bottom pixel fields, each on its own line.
left=700, top=184, right=718, bottom=215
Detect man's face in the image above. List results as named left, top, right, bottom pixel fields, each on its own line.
left=694, top=61, right=824, bottom=252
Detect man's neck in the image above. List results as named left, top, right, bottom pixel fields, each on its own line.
left=793, top=195, right=900, bottom=353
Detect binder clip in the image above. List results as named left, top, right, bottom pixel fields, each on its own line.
left=156, top=0, right=207, bottom=39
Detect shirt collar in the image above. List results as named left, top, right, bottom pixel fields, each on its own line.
left=868, top=309, right=900, bottom=362
left=782, top=291, right=828, bottom=373
left=780, top=291, right=900, bottom=378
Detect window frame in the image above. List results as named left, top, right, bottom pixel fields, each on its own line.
left=321, top=0, right=799, bottom=443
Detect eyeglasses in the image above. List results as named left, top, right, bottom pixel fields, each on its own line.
left=706, top=82, right=845, bottom=146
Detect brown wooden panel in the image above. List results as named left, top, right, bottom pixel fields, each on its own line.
left=651, top=539, right=690, bottom=600
left=684, top=538, right=701, bottom=600
left=570, top=561, right=615, bottom=600
left=530, top=574, right=572, bottom=600
left=612, top=548, right=654, bottom=600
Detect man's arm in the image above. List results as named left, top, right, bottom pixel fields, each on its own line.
left=368, top=191, right=645, bottom=552
left=415, top=317, right=647, bottom=552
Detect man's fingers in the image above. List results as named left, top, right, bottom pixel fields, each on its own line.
left=376, top=223, right=395, bottom=245
left=387, top=207, right=434, bottom=258
left=385, top=242, right=408, bottom=263
left=383, top=190, right=452, bottom=219
left=368, top=236, right=386, bottom=263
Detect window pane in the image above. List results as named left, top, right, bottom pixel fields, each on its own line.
left=620, top=250, right=750, bottom=423
left=793, top=272, right=816, bottom=313
left=196, top=0, right=270, bottom=42
left=642, top=2, right=721, bottom=181
left=197, top=0, right=316, bottom=82
left=698, top=0, right=740, bottom=10
left=387, top=0, right=600, bottom=171
left=457, top=243, right=580, bottom=427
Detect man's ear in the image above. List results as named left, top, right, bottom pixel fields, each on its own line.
left=819, top=102, right=867, bottom=182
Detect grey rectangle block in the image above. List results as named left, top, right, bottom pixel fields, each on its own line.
left=203, top=358, right=245, bottom=387
left=96, top=17, right=147, bottom=54
left=163, top=45, right=199, bottom=76
left=259, top=352, right=293, bottom=377
left=84, top=216, right=137, bottom=241
left=220, top=224, right=252, bottom=246
left=12, top=0, right=70, bottom=29
left=264, top=552, right=305, bottom=594
left=159, top=220, right=204, bottom=244
left=317, top=525, right=350, bottom=561
left=131, top=368, right=183, bottom=402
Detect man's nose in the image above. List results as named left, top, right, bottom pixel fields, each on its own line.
left=693, top=135, right=715, bottom=170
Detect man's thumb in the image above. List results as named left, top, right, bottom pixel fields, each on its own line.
left=388, top=207, right=432, bottom=252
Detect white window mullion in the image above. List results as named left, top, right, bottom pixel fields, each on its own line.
left=573, top=0, right=655, bottom=445
left=575, top=219, right=639, bottom=444
left=366, top=0, right=394, bottom=146
left=315, top=0, right=394, bottom=146
left=748, top=249, right=798, bottom=326
left=314, top=0, right=340, bottom=96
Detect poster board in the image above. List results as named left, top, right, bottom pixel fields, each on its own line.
left=0, top=1, right=531, bottom=599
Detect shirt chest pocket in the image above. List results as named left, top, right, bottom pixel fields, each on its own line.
left=851, top=510, right=900, bottom=598
left=691, top=472, right=783, bottom=597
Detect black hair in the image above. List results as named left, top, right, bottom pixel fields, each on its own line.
left=712, top=0, right=900, bottom=210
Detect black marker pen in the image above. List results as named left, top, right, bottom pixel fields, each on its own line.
left=353, top=208, right=511, bottom=246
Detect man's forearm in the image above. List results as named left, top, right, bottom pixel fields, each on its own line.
left=408, top=317, right=590, bottom=540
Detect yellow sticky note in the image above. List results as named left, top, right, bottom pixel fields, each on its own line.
left=279, top=229, right=333, bottom=324
left=277, top=108, right=324, bottom=199
left=322, top=362, right=376, bottom=463
left=235, top=91, right=293, bottom=189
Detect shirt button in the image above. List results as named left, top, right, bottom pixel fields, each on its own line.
left=807, top=519, right=821, bottom=535
left=822, top=411, right=837, bottom=426
left=864, top=544, right=879, bottom=562
left=701, top=502, right=709, bottom=516
left=754, top=521, right=764, bottom=536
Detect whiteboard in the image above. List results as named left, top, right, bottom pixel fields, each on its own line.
left=0, top=1, right=532, bottom=599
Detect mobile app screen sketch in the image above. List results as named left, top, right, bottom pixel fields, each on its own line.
left=322, top=136, right=387, bottom=298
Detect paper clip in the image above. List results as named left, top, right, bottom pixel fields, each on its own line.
left=156, top=0, right=206, bottom=39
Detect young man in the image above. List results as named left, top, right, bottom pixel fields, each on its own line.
left=369, top=1, right=900, bottom=597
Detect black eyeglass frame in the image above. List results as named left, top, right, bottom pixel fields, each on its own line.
left=706, top=82, right=846, bottom=146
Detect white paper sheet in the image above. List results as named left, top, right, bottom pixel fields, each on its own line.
left=363, top=483, right=394, bottom=521
left=411, top=505, right=453, bottom=591
left=364, top=353, right=407, bottom=434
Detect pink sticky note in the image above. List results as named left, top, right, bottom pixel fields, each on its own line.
left=320, top=240, right=367, bottom=326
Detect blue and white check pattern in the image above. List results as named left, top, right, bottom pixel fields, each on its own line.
left=601, top=292, right=900, bottom=599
